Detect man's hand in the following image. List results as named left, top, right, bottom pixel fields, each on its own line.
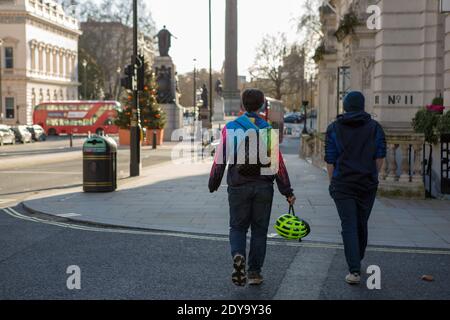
left=287, top=195, right=296, bottom=206
left=327, top=164, right=335, bottom=182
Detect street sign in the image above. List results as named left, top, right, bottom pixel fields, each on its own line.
left=440, top=0, right=450, bottom=13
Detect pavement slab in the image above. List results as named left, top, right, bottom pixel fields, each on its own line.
left=21, top=137, right=450, bottom=249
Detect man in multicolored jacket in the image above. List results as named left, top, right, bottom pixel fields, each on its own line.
left=209, top=89, right=295, bottom=287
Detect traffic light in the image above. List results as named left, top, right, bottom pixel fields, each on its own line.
left=136, top=55, right=145, bottom=92
left=121, top=64, right=136, bottom=91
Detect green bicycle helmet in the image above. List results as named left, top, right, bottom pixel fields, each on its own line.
left=274, top=205, right=311, bottom=240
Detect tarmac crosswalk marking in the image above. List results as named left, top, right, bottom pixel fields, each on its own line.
left=2, top=207, right=450, bottom=256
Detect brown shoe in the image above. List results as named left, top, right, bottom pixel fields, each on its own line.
left=248, top=271, right=264, bottom=285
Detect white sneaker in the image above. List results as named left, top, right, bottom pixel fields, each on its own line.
left=345, top=273, right=361, bottom=285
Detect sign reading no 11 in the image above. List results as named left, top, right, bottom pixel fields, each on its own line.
left=375, top=95, right=414, bottom=106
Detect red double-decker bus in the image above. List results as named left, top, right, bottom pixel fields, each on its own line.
left=33, top=101, right=120, bottom=136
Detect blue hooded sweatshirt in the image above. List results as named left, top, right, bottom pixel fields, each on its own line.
left=325, top=111, right=386, bottom=193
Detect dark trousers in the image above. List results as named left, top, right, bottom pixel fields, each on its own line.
left=228, top=184, right=274, bottom=273
left=330, top=185, right=377, bottom=274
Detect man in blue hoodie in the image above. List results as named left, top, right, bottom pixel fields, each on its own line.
left=325, top=91, right=386, bottom=285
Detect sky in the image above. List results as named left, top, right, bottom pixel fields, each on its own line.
left=146, top=0, right=305, bottom=78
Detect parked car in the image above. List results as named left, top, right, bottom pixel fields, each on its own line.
left=0, top=125, right=16, bottom=146
left=284, top=114, right=305, bottom=124
left=11, top=126, right=33, bottom=144
left=27, top=125, right=47, bottom=141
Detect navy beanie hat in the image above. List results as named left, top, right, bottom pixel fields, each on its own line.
left=343, top=91, right=365, bottom=112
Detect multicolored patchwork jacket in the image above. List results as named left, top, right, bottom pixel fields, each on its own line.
left=208, top=112, right=294, bottom=198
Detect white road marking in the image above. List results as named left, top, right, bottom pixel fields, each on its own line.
left=56, top=213, right=82, bottom=218
left=2, top=207, right=450, bottom=256
left=0, top=171, right=80, bottom=175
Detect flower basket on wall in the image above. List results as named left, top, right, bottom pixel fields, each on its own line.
left=413, top=97, right=449, bottom=144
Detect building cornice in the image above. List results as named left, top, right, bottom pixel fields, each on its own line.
left=0, top=11, right=82, bottom=37
left=27, top=76, right=80, bottom=87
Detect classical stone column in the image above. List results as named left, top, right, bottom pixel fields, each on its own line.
left=52, top=48, right=58, bottom=76
left=386, top=144, right=398, bottom=182
left=224, top=0, right=240, bottom=115
left=44, top=45, right=51, bottom=75
left=412, top=143, right=424, bottom=183
left=444, top=14, right=450, bottom=106
left=29, top=41, right=36, bottom=71
left=66, top=53, right=71, bottom=79
left=38, top=43, right=44, bottom=73
left=398, top=144, right=411, bottom=183
left=60, top=49, right=65, bottom=77
left=58, top=50, right=63, bottom=77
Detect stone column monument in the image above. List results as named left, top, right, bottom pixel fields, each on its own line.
left=224, top=0, right=241, bottom=115
left=153, top=26, right=183, bottom=141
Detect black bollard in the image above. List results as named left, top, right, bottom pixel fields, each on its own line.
left=152, top=130, right=157, bottom=150
left=69, top=133, right=73, bottom=148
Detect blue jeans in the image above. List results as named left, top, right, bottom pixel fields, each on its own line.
left=330, top=185, right=377, bottom=274
left=228, top=184, right=274, bottom=273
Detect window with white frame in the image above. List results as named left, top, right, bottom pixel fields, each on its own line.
left=4, top=47, right=14, bottom=69
left=5, top=97, right=15, bottom=119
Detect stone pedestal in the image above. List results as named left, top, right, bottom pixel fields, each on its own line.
left=223, top=91, right=241, bottom=116
left=213, top=97, right=225, bottom=121
left=153, top=56, right=183, bottom=141
left=159, top=103, right=183, bottom=141
left=198, top=107, right=212, bottom=129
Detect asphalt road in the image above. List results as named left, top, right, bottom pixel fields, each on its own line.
left=0, top=206, right=449, bottom=300
left=0, top=135, right=174, bottom=208
left=0, top=135, right=85, bottom=157
left=1, top=125, right=450, bottom=300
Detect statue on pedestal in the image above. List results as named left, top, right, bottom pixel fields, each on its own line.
left=201, top=84, right=209, bottom=108
left=155, top=26, right=177, bottom=57
left=215, top=79, right=223, bottom=97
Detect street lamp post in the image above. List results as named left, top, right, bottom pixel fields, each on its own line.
left=302, top=76, right=309, bottom=135
left=82, top=59, right=88, bottom=99
left=310, top=74, right=314, bottom=130
left=209, top=0, right=213, bottom=125
left=130, top=0, right=141, bottom=177
left=193, top=58, right=197, bottom=118
left=0, top=39, right=3, bottom=124
left=116, top=67, right=121, bottom=101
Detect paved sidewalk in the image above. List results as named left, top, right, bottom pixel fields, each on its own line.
left=22, top=138, right=450, bottom=249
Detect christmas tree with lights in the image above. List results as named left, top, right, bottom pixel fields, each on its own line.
left=115, top=66, right=166, bottom=130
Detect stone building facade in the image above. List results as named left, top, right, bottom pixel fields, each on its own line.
left=307, top=0, right=450, bottom=198
left=0, top=0, right=81, bottom=125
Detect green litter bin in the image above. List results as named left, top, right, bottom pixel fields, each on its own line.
left=83, top=136, right=117, bottom=192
